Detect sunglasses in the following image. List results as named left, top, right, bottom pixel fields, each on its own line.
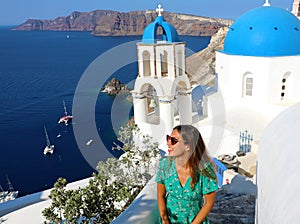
left=166, top=135, right=186, bottom=145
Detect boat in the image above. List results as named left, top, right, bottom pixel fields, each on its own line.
left=0, top=185, right=8, bottom=202
left=43, top=126, right=54, bottom=155
left=86, top=139, right=93, bottom=146
left=0, top=176, right=18, bottom=203
left=58, top=100, right=73, bottom=126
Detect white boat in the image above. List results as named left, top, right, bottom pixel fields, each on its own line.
left=0, top=185, right=8, bottom=202
left=0, top=176, right=18, bottom=203
left=43, top=126, right=54, bottom=155
left=86, top=139, right=93, bottom=146
left=58, top=100, right=73, bottom=126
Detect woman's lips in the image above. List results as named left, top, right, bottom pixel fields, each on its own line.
left=168, top=149, right=172, bottom=154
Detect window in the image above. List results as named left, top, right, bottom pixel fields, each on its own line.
left=242, top=73, right=254, bottom=98
left=245, top=77, right=253, bottom=96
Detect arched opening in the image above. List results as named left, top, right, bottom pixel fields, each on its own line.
left=142, top=51, right=151, bottom=77
left=140, top=84, right=159, bottom=125
left=160, top=50, right=168, bottom=77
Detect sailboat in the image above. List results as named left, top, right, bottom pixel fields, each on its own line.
left=0, top=185, right=8, bottom=202
left=43, top=126, right=54, bottom=155
left=58, top=100, right=73, bottom=125
left=4, top=175, right=18, bottom=201
left=0, top=175, right=18, bottom=203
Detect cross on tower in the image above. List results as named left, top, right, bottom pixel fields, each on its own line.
left=156, top=4, right=164, bottom=16
left=263, top=0, right=270, bottom=6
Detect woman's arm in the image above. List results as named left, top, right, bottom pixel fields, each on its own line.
left=157, top=183, right=170, bottom=224
left=191, top=191, right=216, bottom=224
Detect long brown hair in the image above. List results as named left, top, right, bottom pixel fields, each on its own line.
left=173, top=125, right=216, bottom=189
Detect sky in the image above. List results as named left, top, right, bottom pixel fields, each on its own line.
left=0, top=0, right=295, bottom=25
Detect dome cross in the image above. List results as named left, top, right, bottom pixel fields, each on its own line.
left=156, top=4, right=164, bottom=16
left=263, top=0, right=271, bottom=6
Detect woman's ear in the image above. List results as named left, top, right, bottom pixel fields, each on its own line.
left=185, top=144, right=191, bottom=152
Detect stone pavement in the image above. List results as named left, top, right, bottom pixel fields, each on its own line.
left=208, top=190, right=256, bottom=224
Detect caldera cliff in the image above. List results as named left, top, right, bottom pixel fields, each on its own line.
left=13, top=10, right=232, bottom=37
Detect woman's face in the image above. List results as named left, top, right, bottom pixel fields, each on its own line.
left=167, top=129, right=189, bottom=157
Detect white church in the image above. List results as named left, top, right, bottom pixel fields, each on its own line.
left=132, top=4, right=193, bottom=140
left=132, top=2, right=300, bottom=223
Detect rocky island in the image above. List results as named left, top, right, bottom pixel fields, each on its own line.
left=101, top=78, right=130, bottom=95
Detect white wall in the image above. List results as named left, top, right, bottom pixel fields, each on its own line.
left=216, top=52, right=300, bottom=105
left=216, top=52, right=270, bottom=104
left=268, top=56, right=300, bottom=102
left=256, top=103, right=300, bottom=223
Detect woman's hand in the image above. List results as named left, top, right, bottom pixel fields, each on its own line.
left=191, top=191, right=216, bottom=224
left=161, top=216, right=171, bottom=224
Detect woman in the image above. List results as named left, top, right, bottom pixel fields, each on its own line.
left=156, top=125, right=218, bottom=224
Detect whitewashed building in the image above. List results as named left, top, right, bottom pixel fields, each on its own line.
left=198, top=5, right=300, bottom=156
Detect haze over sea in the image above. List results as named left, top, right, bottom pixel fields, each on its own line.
left=0, top=25, right=210, bottom=197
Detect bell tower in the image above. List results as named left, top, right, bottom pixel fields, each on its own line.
left=132, top=5, right=193, bottom=139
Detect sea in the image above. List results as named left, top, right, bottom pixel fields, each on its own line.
left=0, top=25, right=210, bottom=197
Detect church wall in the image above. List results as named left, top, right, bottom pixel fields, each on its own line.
left=268, top=56, right=300, bottom=103
left=216, top=52, right=270, bottom=105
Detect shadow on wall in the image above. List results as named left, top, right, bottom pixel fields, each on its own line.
left=222, top=174, right=257, bottom=196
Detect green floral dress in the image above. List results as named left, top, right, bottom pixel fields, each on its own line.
left=155, top=157, right=218, bottom=224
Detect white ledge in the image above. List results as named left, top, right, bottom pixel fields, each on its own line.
left=111, top=176, right=159, bottom=224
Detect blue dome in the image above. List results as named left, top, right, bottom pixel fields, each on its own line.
left=223, top=6, right=300, bottom=57
left=142, top=16, right=180, bottom=43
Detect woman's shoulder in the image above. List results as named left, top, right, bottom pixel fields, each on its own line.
left=158, top=156, right=173, bottom=167
left=203, top=161, right=214, bottom=170
left=156, top=156, right=174, bottom=183
left=198, top=162, right=217, bottom=178
left=159, top=156, right=174, bottom=163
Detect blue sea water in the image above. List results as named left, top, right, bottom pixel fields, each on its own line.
left=0, top=25, right=210, bottom=197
